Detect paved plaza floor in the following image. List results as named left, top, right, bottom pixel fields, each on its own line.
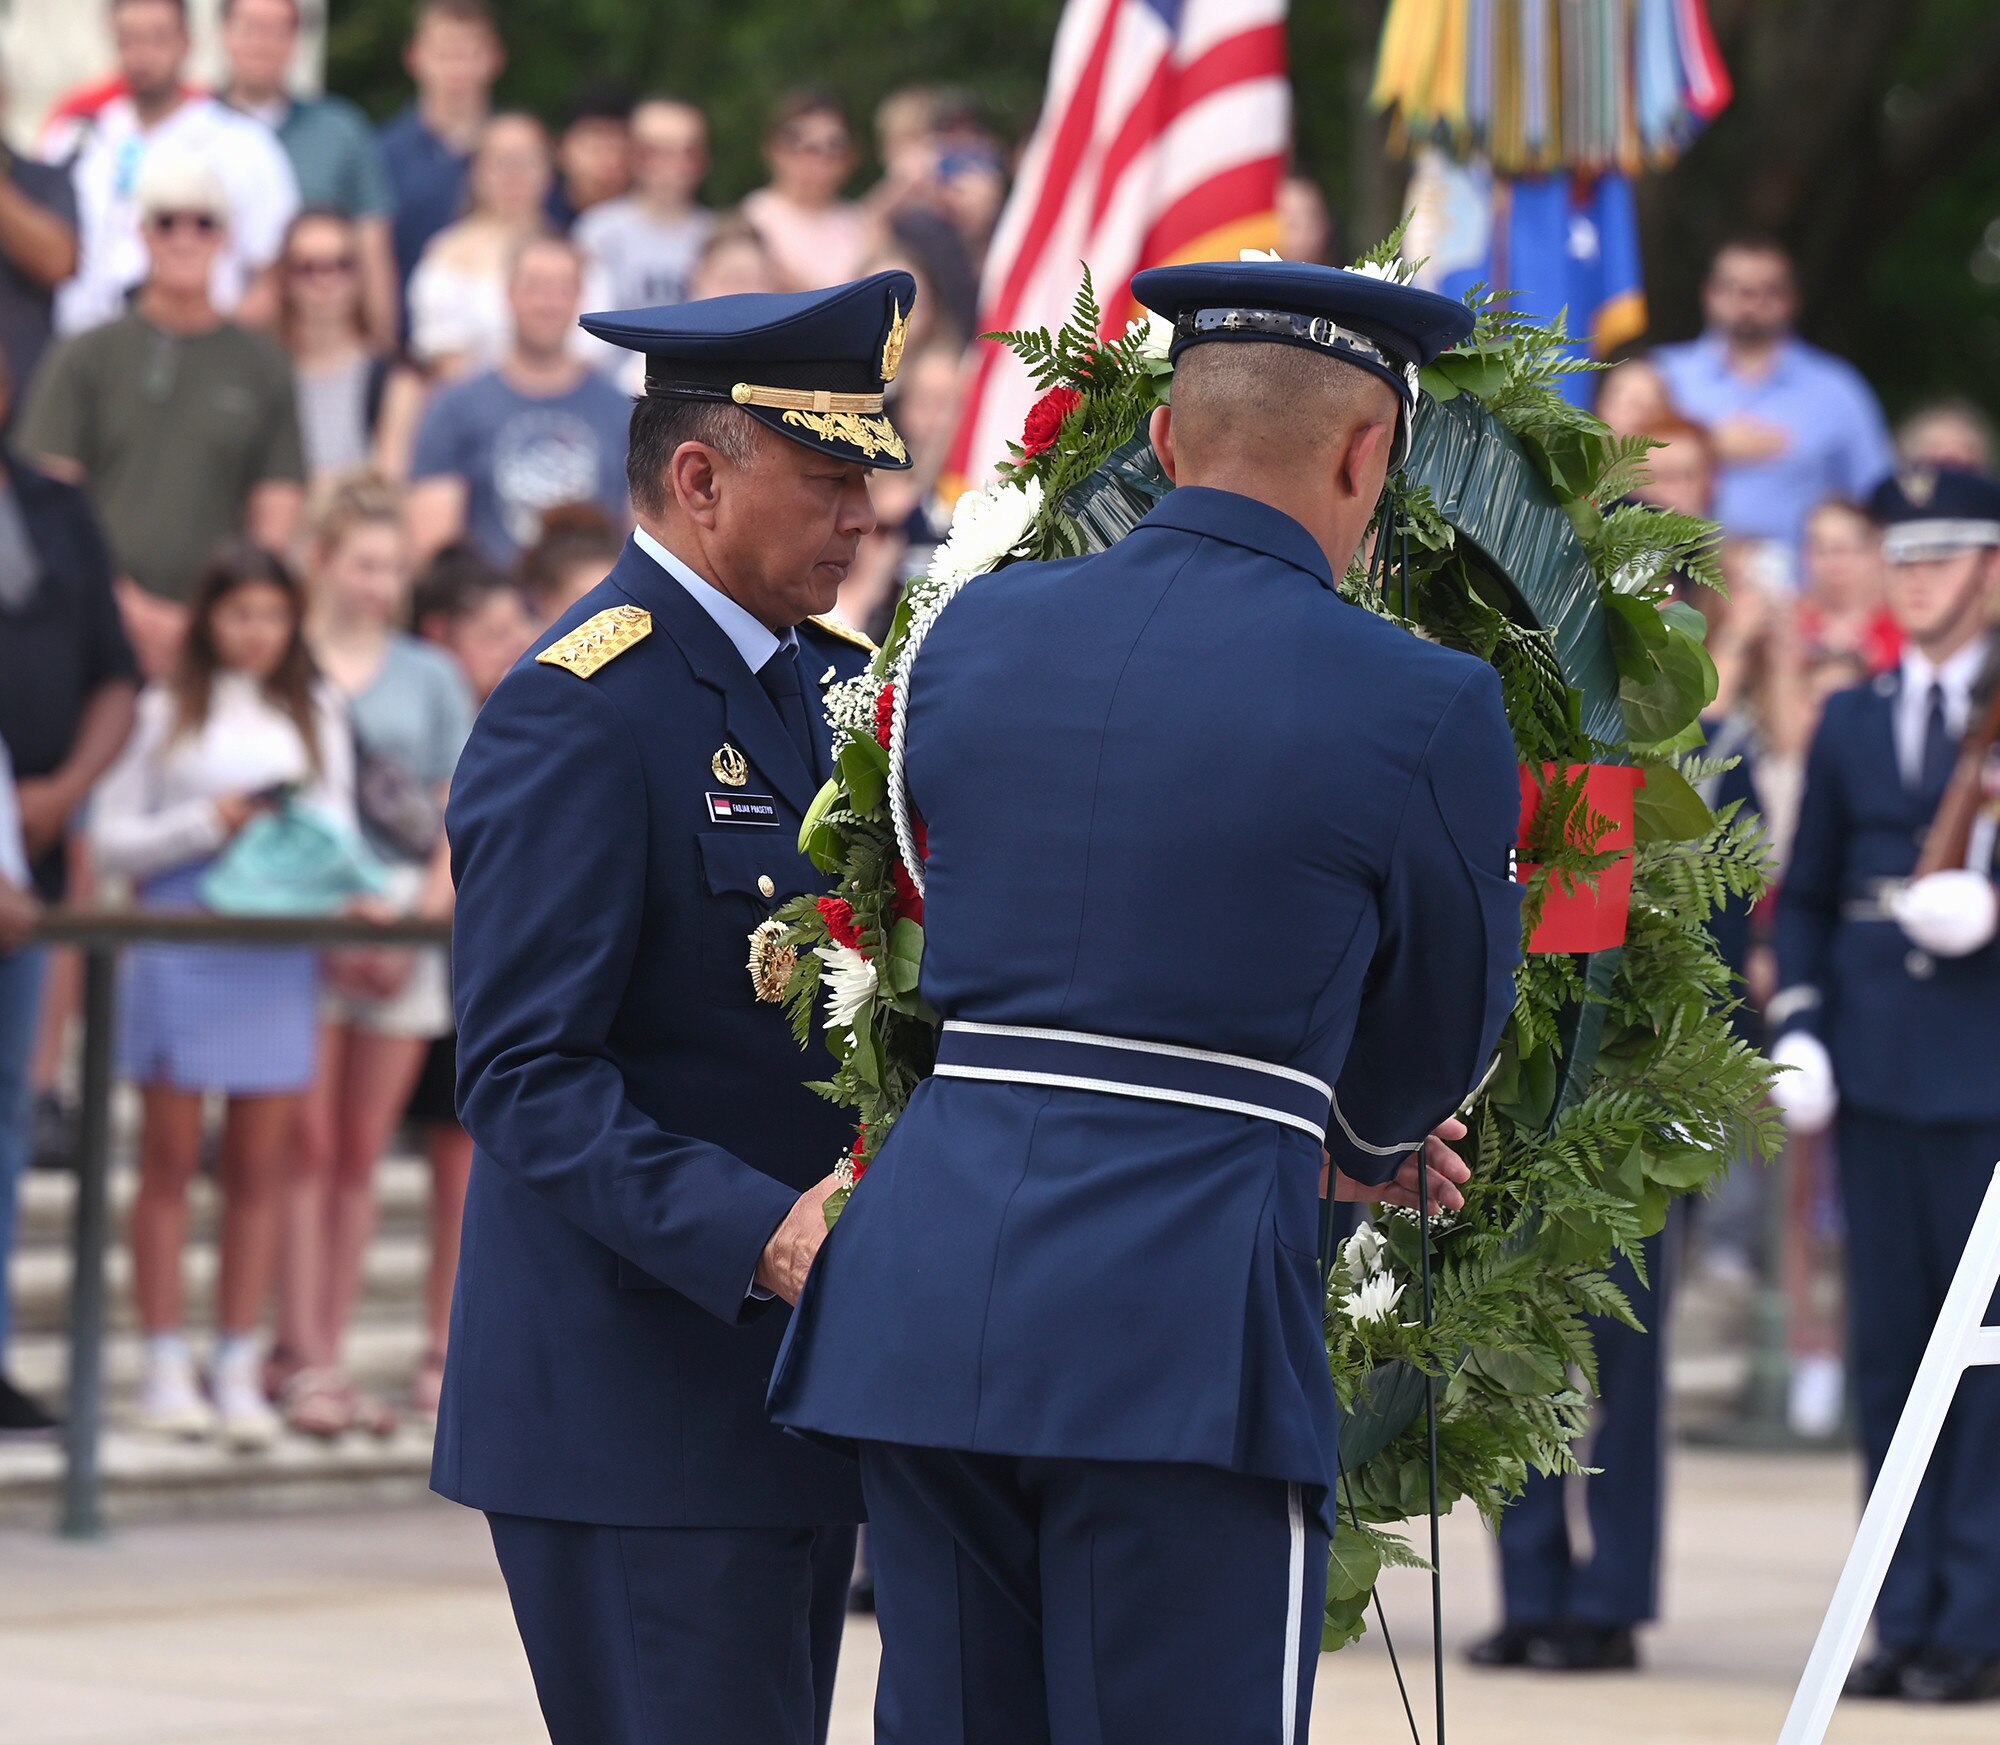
left=2, top=1445, right=1992, bottom=1744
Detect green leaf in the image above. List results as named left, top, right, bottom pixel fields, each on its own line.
left=846, top=1016, right=881, bottom=1088
left=1562, top=496, right=1603, bottom=543
left=838, top=737, right=889, bottom=816
left=1325, top=1526, right=1383, bottom=1602
left=1631, top=764, right=1714, bottom=844
left=1435, top=352, right=1510, bottom=400
left=1466, top=1344, right=1569, bottom=1396
left=1619, top=630, right=1715, bottom=744
left=1658, top=600, right=1709, bottom=644
left=1645, top=1144, right=1724, bottom=1191
left=1603, top=591, right=1667, bottom=682
left=1419, top=363, right=1461, bottom=401
left=880, top=917, right=925, bottom=996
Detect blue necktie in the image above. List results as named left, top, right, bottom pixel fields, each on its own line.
left=1920, top=681, right=1953, bottom=794
left=758, top=643, right=819, bottom=780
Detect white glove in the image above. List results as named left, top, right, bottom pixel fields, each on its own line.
left=1769, top=1032, right=1838, bottom=1135
left=1891, top=870, right=2000, bottom=959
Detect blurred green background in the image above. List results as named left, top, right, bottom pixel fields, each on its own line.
left=326, top=0, right=2000, bottom=419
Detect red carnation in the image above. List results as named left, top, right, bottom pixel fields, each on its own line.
left=1021, top=386, right=1082, bottom=459
left=817, top=895, right=864, bottom=952
left=875, top=682, right=896, bottom=749
left=891, top=855, right=924, bottom=926
left=850, top=1128, right=870, bottom=1185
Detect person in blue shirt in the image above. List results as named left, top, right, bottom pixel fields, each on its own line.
left=1653, top=238, right=1891, bottom=583
left=769, top=259, right=1525, bottom=1744
left=1771, top=465, right=2000, bottom=1706
left=439, top=270, right=914, bottom=1745
left=376, top=0, right=504, bottom=309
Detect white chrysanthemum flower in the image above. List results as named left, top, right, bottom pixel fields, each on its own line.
left=1345, top=1272, right=1407, bottom=1325
left=1239, top=246, right=1283, bottom=263
left=816, top=944, right=878, bottom=1030
left=925, top=475, right=1044, bottom=591
left=1349, top=256, right=1417, bottom=285
left=1124, top=309, right=1177, bottom=364
left=1343, top=1223, right=1388, bottom=1286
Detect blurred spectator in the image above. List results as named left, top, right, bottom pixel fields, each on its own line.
left=515, top=501, right=623, bottom=628
left=52, top=0, right=299, bottom=338
left=1654, top=237, right=1892, bottom=582
left=1895, top=397, right=1997, bottom=473
left=862, top=87, right=982, bottom=335
left=930, top=135, right=1007, bottom=284
left=378, top=0, right=505, bottom=302
left=279, top=209, right=421, bottom=487
left=1798, top=499, right=1899, bottom=674
left=547, top=86, right=633, bottom=233
left=574, top=98, right=715, bottom=312
left=686, top=211, right=782, bottom=301
left=408, top=236, right=631, bottom=567
left=405, top=542, right=530, bottom=1412
left=742, top=87, right=870, bottom=291
left=279, top=474, right=471, bottom=1437
left=219, top=0, right=400, bottom=354
left=1595, top=356, right=1673, bottom=438
left=839, top=341, right=961, bottom=643
left=91, top=542, right=353, bottom=1449
left=407, top=113, right=557, bottom=379
left=1275, top=174, right=1333, bottom=265
left=872, top=85, right=942, bottom=202
left=18, top=152, right=306, bottom=677
left=0, top=60, right=81, bottom=399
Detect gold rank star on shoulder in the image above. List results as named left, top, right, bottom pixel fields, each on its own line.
left=536, top=606, right=653, bottom=679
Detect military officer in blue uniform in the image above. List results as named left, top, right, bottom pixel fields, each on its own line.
left=769, top=259, right=1526, bottom=1742
left=437, top=270, right=915, bottom=1744
left=1772, top=465, right=2000, bottom=1704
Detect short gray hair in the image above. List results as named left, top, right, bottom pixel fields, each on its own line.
left=626, top=397, right=760, bottom=518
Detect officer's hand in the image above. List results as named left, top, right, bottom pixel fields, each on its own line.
left=756, top=1175, right=841, bottom=1304
left=1321, top=1117, right=1472, bottom=1213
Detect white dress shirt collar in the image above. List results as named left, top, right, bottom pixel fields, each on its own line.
left=634, top=526, right=796, bottom=674
left=1894, top=636, right=1990, bottom=787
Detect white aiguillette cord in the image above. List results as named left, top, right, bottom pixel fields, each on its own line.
left=887, top=572, right=976, bottom=896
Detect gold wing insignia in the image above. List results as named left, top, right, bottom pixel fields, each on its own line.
left=806, top=614, right=877, bottom=654
left=535, top=605, right=653, bottom=678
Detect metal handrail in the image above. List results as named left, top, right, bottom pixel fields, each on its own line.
left=23, top=906, right=452, bottom=1539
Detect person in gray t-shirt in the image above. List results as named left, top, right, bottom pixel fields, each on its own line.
left=573, top=98, right=715, bottom=312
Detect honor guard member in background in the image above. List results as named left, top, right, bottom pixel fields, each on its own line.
left=437, top=270, right=913, bottom=1745
left=1772, top=465, right=2000, bottom=1705
left=770, top=258, right=1526, bottom=1744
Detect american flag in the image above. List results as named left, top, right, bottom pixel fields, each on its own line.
left=944, top=0, right=1292, bottom=491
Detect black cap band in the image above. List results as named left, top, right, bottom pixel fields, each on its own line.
left=1172, top=306, right=1421, bottom=407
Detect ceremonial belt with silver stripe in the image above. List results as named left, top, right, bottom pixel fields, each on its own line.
left=931, top=1020, right=1332, bottom=1142
left=1842, top=877, right=1906, bottom=923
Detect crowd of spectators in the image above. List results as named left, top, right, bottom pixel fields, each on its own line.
left=0, top=0, right=1988, bottom=1462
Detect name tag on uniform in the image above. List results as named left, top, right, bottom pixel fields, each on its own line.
left=706, top=791, right=780, bottom=827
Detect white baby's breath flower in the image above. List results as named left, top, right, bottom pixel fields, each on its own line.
left=823, top=672, right=885, bottom=745
left=1239, top=246, right=1284, bottom=263
left=1345, top=1272, right=1407, bottom=1326
left=1342, top=1224, right=1388, bottom=1286
left=816, top=944, right=878, bottom=1030
left=1124, top=309, right=1177, bottom=365
left=925, top=476, right=1044, bottom=591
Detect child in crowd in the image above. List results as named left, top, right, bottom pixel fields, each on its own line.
left=1798, top=498, right=1899, bottom=674
left=91, top=545, right=353, bottom=1447
left=515, top=502, right=624, bottom=629
left=403, top=542, right=532, bottom=1413
left=277, top=474, right=474, bottom=1436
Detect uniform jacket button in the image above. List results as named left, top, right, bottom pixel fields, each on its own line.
left=1905, top=948, right=1936, bottom=981
left=758, top=875, right=776, bottom=899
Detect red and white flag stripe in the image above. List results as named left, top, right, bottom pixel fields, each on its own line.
left=944, top=0, right=1291, bottom=492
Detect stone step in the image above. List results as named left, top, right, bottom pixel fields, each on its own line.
left=6, top=1319, right=434, bottom=1412
left=0, top=1419, right=439, bottom=1530
left=8, top=1228, right=433, bottom=1338
left=13, top=1153, right=437, bottom=1252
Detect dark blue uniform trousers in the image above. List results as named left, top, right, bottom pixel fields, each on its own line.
left=1835, top=1111, right=2000, bottom=1659
left=487, top=1514, right=856, bottom=1745
left=1498, top=1235, right=1669, bottom=1630
left=859, top=1444, right=1329, bottom=1745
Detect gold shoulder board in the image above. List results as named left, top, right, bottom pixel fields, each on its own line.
left=536, top=606, right=653, bottom=679
left=806, top=614, right=877, bottom=655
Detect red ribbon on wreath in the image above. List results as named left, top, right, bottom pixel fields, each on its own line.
left=1515, top=764, right=1645, bottom=953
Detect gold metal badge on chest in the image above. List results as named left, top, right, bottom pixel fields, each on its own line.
left=747, top=917, right=797, bottom=1003
left=712, top=743, right=749, bottom=787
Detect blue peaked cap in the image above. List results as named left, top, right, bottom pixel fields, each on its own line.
left=1131, top=259, right=1475, bottom=412
left=1866, top=464, right=2000, bottom=563
left=581, top=268, right=918, bottom=471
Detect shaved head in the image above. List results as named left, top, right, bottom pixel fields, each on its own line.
left=1167, top=341, right=1398, bottom=478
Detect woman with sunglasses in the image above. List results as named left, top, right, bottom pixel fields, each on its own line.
left=740, top=87, right=870, bottom=292
left=278, top=209, right=426, bottom=489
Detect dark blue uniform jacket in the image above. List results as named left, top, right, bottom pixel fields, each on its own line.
left=770, top=488, right=1524, bottom=1517
left=434, top=538, right=870, bottom=1527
